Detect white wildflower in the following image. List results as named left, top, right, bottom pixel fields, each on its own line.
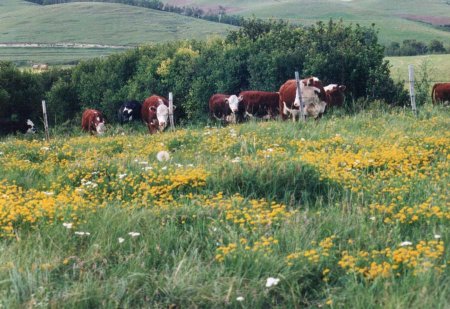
left=434, top=234, right=441, bottom=239
left=236, top=296, right=244, bottom=302
left=369, top=216, right=376, bottom=221
left=43, top=191, right=54, bottom=196
left=128, top=232, right=140, bottom=237
left=400, top=241, right=412, bottom=246
left=138, top=161, right=148, bottom=165
left=231, top=157, right=241, bottom=163
left=40, top=147, right=50, bottom=151
left=161, top=166, right=168, bottom=170
left=63, top=223, right=73, bottom=229
left=265, top=277, right=280, bottom=288
left=74, top=231, right=90, bottom=236
left=118, top=173, right=127, bottom=179
left=118, top=237, right=125, bottom=243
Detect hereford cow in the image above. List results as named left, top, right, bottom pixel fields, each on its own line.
left=118, top=100, right=142, bottom=124
left=324, top=84, right=346, bottom=108
left=279, top=77, right=327, bottom=121
left=209, top=94, right=244, bottom=123
left=239, top=91, right=279, bottom=120
left=0, top=119, right=37, bottom=135
left=81, top=109, right=106, bottom=135
left=431, top=83, right=450, bottom=105
left=141, top=95, right=171, bottom=134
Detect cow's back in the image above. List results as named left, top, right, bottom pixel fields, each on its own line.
left=209, top=94, right=229, bottom=117
left=240, top=91, right=279, bottom=116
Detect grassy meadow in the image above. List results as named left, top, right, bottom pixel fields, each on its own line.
left=0, top=105, right=449, bottom=307
left=164, top=0, right=450, bottom=44
left=387, top=54, right=450, bottom=84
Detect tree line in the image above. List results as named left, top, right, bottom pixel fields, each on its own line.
left=385, top=39, right=448, bottom=56
left=0, top=19, right=408, bottom=127
left=24, top=0, right=244, bottom=26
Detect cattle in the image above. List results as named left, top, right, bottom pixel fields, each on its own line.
left=431, top=83, right=450, bottom=105
left=0, top=119, right=37, bottom=135
left=81, top=109, right=106, bottom=135
left=118, top=100, right=142, bottom=124
left=278, top=77, right=327, bottom=121
left=141, top=95, right=171, bottom=134
left=208, top=94, right=244, bottom=123
left=238, top=91, right=279, bottom=120
left=324, top=84, right=346, bottom=108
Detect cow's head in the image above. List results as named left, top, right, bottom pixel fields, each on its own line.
left=93, top=114, right=106, bottom=134
left=156, top=99, right=169, bottom=132
left=26, top=119, right=37, bottom=134
left=122, top=107, right=134, bottom=122
left=226, top=95, right=243, bottom=113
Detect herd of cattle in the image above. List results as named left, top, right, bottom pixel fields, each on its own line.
left=82, top=77, right=347, bottom=135
left=1, top=78, right=449, bottom=136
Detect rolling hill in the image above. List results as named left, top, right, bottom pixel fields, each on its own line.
left=164, top=0, right=450, bottom=44
left=0, top=0, right=235, bottom=65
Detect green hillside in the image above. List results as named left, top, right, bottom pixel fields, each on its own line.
left=0, top=0, right=235, bottom=65
left=164, top=0, right=450, bottom=44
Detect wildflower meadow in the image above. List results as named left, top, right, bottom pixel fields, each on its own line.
left=0, top=105, right=449, bottom=307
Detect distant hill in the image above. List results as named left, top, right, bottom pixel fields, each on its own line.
left=0, top=0, right=236, bottom=45
left=162, top=0, right=450, bottom=44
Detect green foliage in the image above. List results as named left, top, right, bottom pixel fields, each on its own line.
left=1, top=19, right=408, bottom=125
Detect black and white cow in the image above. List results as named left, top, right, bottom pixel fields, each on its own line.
left=0, top=119, right=37, bottom=135
left=118, top=100, right=142, bottom=124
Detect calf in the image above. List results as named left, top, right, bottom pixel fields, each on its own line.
left=432, top=83, right=450, bottom=105
left=141, top=95, right=170, bottom=134
left=0, top=119, right=37, bottom=135
left=209, top=94, right=244, bottom=123
left=279, top=77, right=327, bottom=121
left=324, top=84, right=346, bottom=108
left=118, top=100, right=142, bottom=124
left=238, top=91, right=279, bottom=120
left=81, top=109, right=106, bottom=135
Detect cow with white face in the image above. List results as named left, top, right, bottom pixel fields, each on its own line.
left=141, top=95, right=172, bottom=134
left=0, top=119, right=37, bottom=135
left=81, top=109, right=106, bottom=135
left=279, top=77, right=328, bottom=121
left=118, top=100, right=142, bottom=124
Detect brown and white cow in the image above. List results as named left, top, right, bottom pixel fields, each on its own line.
left=238, top=91, right=279, bottom=120
left=431, top=83, right=450, bottom=105
left=209, top=93, right=244, bottom=123
left=279, top=77, right=327, bottom=121
left=324, top=84, right=346, bottom=108
left=141, top=95, right=170, bottom=134
left=81, top=109, right=106, bottom=135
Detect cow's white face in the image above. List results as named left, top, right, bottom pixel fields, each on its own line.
left=226, top=95, right=242, bottom=113
left=156, top=103, right=169, bottom=131
left=26, top=119, right=37, bottom=134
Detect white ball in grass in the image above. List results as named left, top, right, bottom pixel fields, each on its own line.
left=157, top=151, right=170, bottom=162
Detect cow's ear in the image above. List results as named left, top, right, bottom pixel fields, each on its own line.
left=238, top=95, right=243, bottom=102
left=224, top=98, right=229, bottom=103
left=339, top=85, right=346, bottom=91
left=173, top=105, right=177, bottom=110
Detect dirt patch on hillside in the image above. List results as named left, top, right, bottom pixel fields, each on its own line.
left=398, top=14, right=450, bottom=25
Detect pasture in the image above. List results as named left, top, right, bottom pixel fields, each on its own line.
left=387, top=54, right=450, bottom=84
left=164, top=0, right=450, bottom=44
left=0, top=105, right=449, bottom=307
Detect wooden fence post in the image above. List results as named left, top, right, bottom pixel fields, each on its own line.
left=41, top=100, right=50, bottom=141
left=295, top=71, right=305, bottom=122
left=168, top=92, right=175, bottom=131
left=408, top=65, right=417, bottom=115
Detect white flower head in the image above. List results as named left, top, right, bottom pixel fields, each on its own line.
left=118, top=173, right=127, bottom=179
left=231, top=157, right=241, bottom=163
left=434, top=234, right=441, bottom=239
left=369, top=216, right=376, bottom=221
left=400, top=241, right=412, bottom=246
left=43, top=191, right=54, bottom=196
left=118, top=237, right=125, bottom=243
left=63, top=222, right=73, bottom=229
left=157, top=151, right=170, bottom=162
left=265, top=277, right=280, bottom=288
left=128, top=232, right=140, bottom=237
left=236, top=296, right=244, bottom=302
left=74, top=231, right=90, bottom=236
